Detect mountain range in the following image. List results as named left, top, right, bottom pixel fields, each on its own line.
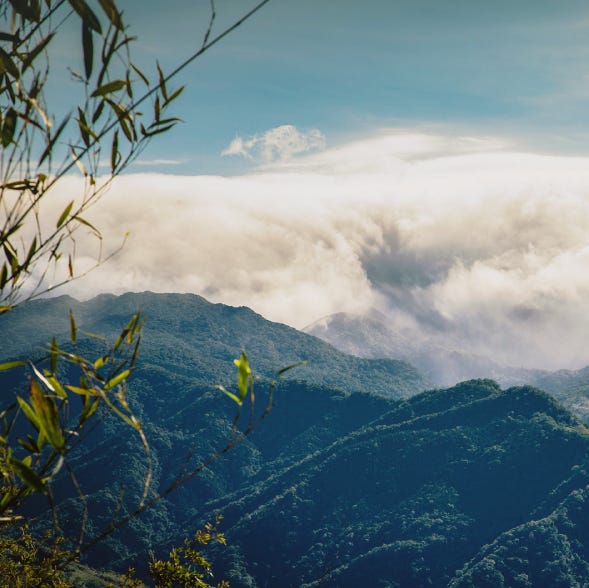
left=3, top=292, right=589, bottom=586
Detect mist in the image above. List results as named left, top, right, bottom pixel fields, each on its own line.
left=50, top=129, right=589, bottom=371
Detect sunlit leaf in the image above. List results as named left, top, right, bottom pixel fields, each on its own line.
left=103, top=369, right=131, bottom=391
left=29, top=379, right=65, bottom=452
left=216, top=385, right=242, bottom=406
left=0, top=360, right=25, bottom=371
left=56, top=200, right=74, bottom=228
left=234, top=351, right=251, bottom=401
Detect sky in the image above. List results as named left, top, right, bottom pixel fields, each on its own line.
left=40, top=0, right=589, bottom=370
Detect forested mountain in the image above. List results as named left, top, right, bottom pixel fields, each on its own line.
left=3, top=293, right=589, bottom=587
left=1, top=292, right=426, bottom=398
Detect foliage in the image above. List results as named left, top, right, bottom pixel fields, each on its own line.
left=149, top=517, right=229, bottom=588
left=0, top=523, right=74, bottom=587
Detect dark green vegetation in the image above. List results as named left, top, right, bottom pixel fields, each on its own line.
left=4, top=293, right=589, bottom=587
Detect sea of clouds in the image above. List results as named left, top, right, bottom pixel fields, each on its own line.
left=46, top=127, right=589, bottom=371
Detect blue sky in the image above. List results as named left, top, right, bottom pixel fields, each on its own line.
left=104, top=0, right=589, bottom=174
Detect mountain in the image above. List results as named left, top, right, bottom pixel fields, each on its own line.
left=304, top=311, right=542, bottom=388
left=1, top=292, right=427, bottom=398
left=3, top=293, right=589, bottom=587
left=201, top=380, right=589, bottom=587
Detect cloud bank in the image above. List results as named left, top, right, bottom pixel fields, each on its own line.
left=52, top=129, right=589, bottom=371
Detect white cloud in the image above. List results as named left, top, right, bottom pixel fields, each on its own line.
left=221, top=125, right=326, bottom=162
left=43, top=129, right=589, bottom=371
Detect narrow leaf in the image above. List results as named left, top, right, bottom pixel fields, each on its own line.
left=56, top=200, right=74, bottom=228
left=22, top=32, right=55, bottom=72
left=234, top=352, right=252, bottom=401
left=82, top=23, right=94, bottom=79
left=69, top=310, right=77, bottom=343
left=104, top=369, right=130, bottom=391
left=68, top=0, right=102, bottom=33
left=0, top=47, right=19, bottom=78
left=216, top=385, right=242, bottom=406
left=39, top=113, right=70, bottom=166
left=98, top=0, right=123, bottom=29
left=10, top=458, right=46, bottom=494
left=1, top=108, right=17, bottom=147
left=0, top=360, right=25, bottom=371
left=90, top=79, right=126, bottom=97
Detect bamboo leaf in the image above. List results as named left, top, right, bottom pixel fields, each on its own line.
left=29, top=379, right=65, bottom=452
left=1, top=108, right=17, bottom=147
left=10, top=458, right=46, bottom=494
left=16, top=397, right=40, bottom=431
left=110, top=129, right=119, bottom=172
left=276, top=360, right=307, bottom=377
left=82, top=22, right=94, bottom=79
left=68, top=0, right=102, bottom=34
left=90, top=79, right=126, bottom=97
left=103, top=369, right=130, bottom=391
left=0, top=48, right=19, bottom=78
left=234, top=351, right=252, bottom=401
left=22, top=32, right=55, bottom=72
left=97, top=0, right=123, bottom=30
left=0, top=360, right=25, bottom=371
left=56, top=200, right=74, bottom=228
left=39, top=113, right=70, bottom=166
left=69, top=310, right=77, bottom=343
left=216, top=385, right=242, bottom=406
left=8, top=0, right=41, bottom=21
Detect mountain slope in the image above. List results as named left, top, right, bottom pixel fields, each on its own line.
left=192, top=381, right=589, bottom=587
left=1, top=292, right=427, bottom=398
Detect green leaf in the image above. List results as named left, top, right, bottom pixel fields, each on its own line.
left=216, top=385, right=242, bottom=406
left=0, top=360, right=25, bottom=371
left=68, top=0, right=102, bottom=34
left=82, top=22, right=94, bottom=79
left=97, top=0, right=123, bottom=30
left=17, top=397, right=40, bottom=431
left=8, top=0, right=41, bottom=22
left=29, top=379, right=65, bottom=452
left=104, top=369, right=131, bottom=391
left=0, top=47, right=19, bottom=78
left=56, top=200, right=74, bottom=228
left=110, top=129, right=119, bottom=172
left=39, top=113, right=70, bottom=166
left=90, top=79, right=126, bottom=97
left=276, top=360, right=307, bottom=377
left=233, top=351, right=252, bottom=401
left=69, top=310, right=77, bottom=343
left=93, top=355, right=109, bottom=370
left=0, top=305, right=13, bottom=315
left=1, top=108, right=17, bottom=147
left=22, top=32, right=55, bottom=72
left=10, top=457, right=46, bottom=494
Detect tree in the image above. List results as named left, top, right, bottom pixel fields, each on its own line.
left=0, top=0, right=281, bottom=584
